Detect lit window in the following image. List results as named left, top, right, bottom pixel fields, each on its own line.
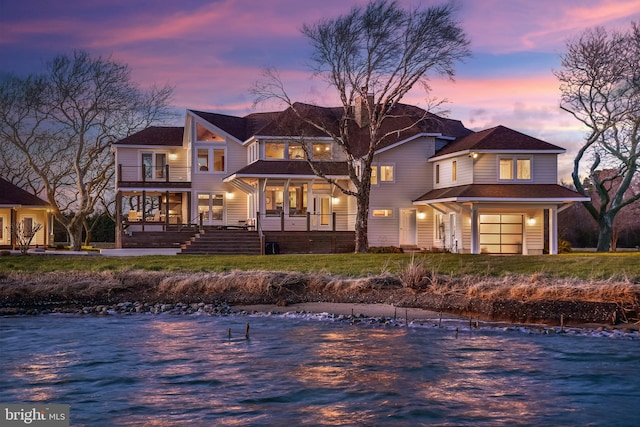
left=266, top=143, right=285, bottom=159
left=213, top=149, right=225, bottom=172
left=370, top=166, right=378, bottom=185
left=196, top=123, right=221, bottom=142
left=517, top=159, right=531, bottom=180
left=288, top=183, right=308, bottom=216
left=197, top=149, right=209, bottom=171
left=312, top=143, right=331, bottom=160
left=372, top=209, right=393, bottom=217
left=499, top=159, right=513, bottom=180
left=452, top=161, right=457, bottom=182
left=265, top=184, right=284, bottom=216
left=380, top=165, right=394, bottom=182
left=288, top=144, right=305, bottom=159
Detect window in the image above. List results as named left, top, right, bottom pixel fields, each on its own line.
left=500, top=157, right=531, bottom=181
left=312, top=143, right=332, bottom=160
left=435, top=164, right=440, bottom=184
left=265, top=143, right=285, bottom=159
left=370, top=166, right=378, bottom=185
left=499, top=159, right=513, bottom=180
left=198, top=193, right=224, bottom=222
left=265, top=184, right=284, bottom=216
left=517, top=159, right=531, bottom=180
left=372, top=209, right=393, bottom=217
left=142, top=152, right=166, bottom=179
left=196, top=123, right=222, bottom=142
left=288, top=144, right=305, bottom=159
left=380, top=165, right=394, bottom=182
left=452, top=161, right=457, bottom=182
left=0, top=217, right=3, bottom=240
left=213, top=149, right=225, bottom=172
left=288, top=183, right=308, bottom=216
left=197, top=149, right=209, bottom=171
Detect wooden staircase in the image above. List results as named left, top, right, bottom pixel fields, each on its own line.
left=179, top=229, right=262, bottom=255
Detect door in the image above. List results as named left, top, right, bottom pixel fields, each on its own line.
left=313, top=195, right=332, bottom=230
left=479, top=214, right=523, bottom=254
left=400, top=209, right=417, bottom=246
left=197, top=193, right=224, bottom=226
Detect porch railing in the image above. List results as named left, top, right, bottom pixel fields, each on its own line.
left=117, top=164, right=191, bottom=183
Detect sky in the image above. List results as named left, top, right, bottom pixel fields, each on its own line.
left=1, top=0, right=639, bottom=179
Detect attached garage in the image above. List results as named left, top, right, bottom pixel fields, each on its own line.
left=479, top=214, right=523, bottom=254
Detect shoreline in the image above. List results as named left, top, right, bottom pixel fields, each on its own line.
left=0, top=269, right=638, bottom=332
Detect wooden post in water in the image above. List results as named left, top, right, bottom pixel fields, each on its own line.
left=560, top=314, right=564, bottom=332
left=245, top=323, right=250, bottom=339
left=405, top=309, right=408, bottom=327
left=438, top=311, right=442, bottom=327
left=228, top=328, right=231, bottom=339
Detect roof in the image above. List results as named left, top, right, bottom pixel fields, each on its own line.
left=225, top=160, right=349, bottom=180
left=413, top=184, right=589, bottom=204
left=433, top=125, right=565, bottom=158
left=0, top=177, right=50, bottom=207
left=112, top=126, right=184, bottom=147
left=192, top=102, right=473, bottom=156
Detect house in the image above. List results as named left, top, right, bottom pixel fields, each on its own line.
left=0, top=177, right=52, bottom=249
left=111, top=99, right=588, bottom=254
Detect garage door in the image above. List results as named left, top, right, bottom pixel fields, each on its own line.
left=479, top=214, right=523, bottom=254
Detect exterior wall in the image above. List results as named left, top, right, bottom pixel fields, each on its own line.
left=368, top=136, right=436, bottom=247
left=116, top=146, right=189, bottom=183
left=15, top=208, right=49, bottom=247
left=0, top=208, right=12, bottom=246
left=471, top=153, right=558, bottom=184
left=433, top=155, right=473, bottom=189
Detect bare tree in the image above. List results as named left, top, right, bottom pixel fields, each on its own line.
left=555, top=23, right=640, bottom=251
left=0, top=51, right=174, bottom=250
left=8, top=220, right=43, bottom=255
left=253, top=0, right=470, bottom=252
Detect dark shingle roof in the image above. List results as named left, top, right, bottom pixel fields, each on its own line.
left=434, top=125, right=564, bottom=157
left=413, top=184, right=588, bottom=203
left=113, top=126, right=184, bottom=146
left=227, top=160, right=349, bottom=178
left=0, top=178, right=50, bottom=207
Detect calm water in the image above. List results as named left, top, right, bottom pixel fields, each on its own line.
left=1, top=313, right=639, bottom=426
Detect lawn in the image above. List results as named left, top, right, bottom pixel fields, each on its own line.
left=1, top=252, right=639, bottom=281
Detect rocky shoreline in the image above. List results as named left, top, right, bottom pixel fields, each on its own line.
left=0, top=269, right=638, bottom=331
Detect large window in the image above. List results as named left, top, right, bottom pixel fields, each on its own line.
left=371, top=166, right=378, bottom=185
left=198, top=193, right=224, bottom=222
left=288, top=144, right=305, bottom=159
left=266, top=143, right=285, bottom=159
left=288, top=183, right=308, bottom=216
left=265, top=184, right=284, bottom=216
left=500, top=157, right=531, bottom=181
left=312, top=143, right=332, bottom=160
left=197, top=148, right=225, bottom=172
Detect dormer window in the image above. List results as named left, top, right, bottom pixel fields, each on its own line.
left=499, top=157, right=531, bottom=181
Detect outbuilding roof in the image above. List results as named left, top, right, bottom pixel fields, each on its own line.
left=0, top=177, right=50, bottom=207
left=112, top=126, right=184, bottom=146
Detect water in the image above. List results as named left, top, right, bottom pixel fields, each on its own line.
left=1, top=313, right=639, bottom=426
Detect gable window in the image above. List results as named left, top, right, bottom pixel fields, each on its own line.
left=499, top=157, right=531, bottom=181
left=452, top=161, right=457, bottom=182
left=380, top=165, right=394, bottom=182
left=435, top=164, right=440, bottom=184
left=196, top=123, right=223, bottom=142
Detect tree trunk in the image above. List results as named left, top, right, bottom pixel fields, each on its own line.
left=67, top=222, right=84, bottom=251
left=596, top=215, right=613, bottom=252
left=354, top=194, right=369, bottom=253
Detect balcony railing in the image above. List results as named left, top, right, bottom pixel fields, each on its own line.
left=117, top=164, right=191, bottom=183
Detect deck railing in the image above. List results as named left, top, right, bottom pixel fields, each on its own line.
left=117, top=164, right=191, bottom=183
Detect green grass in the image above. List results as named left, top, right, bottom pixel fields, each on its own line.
left=1, top=252, right=639, bottom=281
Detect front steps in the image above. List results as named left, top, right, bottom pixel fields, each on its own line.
left=179, top=229, right=262, bottom=255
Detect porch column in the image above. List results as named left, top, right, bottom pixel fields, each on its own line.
left=549, top=206, right=558, bottom=255
left=470, top=205, right=479, bottom=254
left=141, top=190, right=146, bottom=232
left=10, top=208, right=16, bottom=250
left=165, top=191, right=170, bottom=226
left=115, top=191, right=122, bottom=248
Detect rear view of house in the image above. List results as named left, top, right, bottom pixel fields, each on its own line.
left=112, top=101, right=587, bottom=255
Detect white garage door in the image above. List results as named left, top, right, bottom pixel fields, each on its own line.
left=479, top=214, right=523, bottom=254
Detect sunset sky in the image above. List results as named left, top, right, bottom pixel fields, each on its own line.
left=1, top=0, right=638, bottom=178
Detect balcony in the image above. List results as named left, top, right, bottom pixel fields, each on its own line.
left=117, top=164, right=191, bottom=188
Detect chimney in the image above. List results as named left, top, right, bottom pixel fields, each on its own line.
left=354, top=88, right=374, bottom=128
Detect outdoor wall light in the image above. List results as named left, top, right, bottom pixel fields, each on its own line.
left=226, top=192, right=234, bottom=200
left=527, top=217, right=536, bottom=226
left=168, top=152, right=178, bottom=161
left=332, top=197, right=340, bottom=204
left=417, top=212, right=426, bottom=220
left=469, top=152, right=478, bottom=159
